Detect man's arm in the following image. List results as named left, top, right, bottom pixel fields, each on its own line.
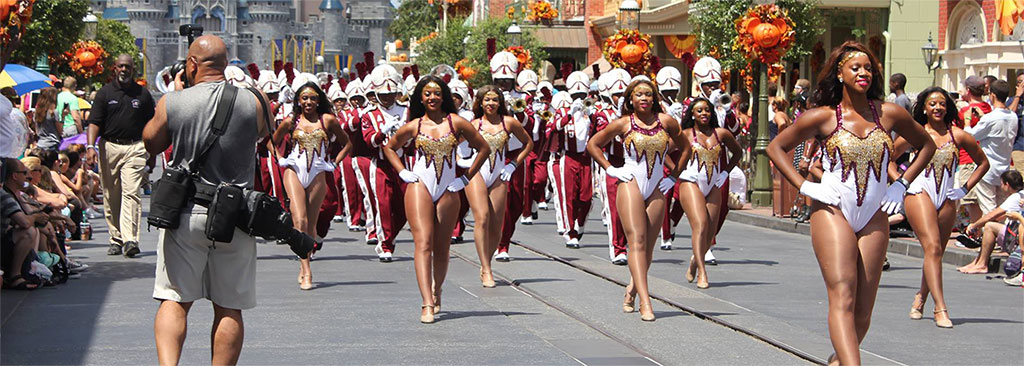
left=143, top=96, right=171, bottom=156
left=85, top=88, right=106, bottom=160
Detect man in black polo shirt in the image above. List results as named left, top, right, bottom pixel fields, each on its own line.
left=86, top=54, right=155, bottom=257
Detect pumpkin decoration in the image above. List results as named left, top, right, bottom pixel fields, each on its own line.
left=602, top=29, right=654, bottom=78
left=752, top=22, right=782, bottom=48
left=395, top=39, right=404, bottom=49
left=733, top=4, right=794, bottom=65
left=398, top=54, right=408, bottom=62
left=65, top=40, right=108, bottom=79
left=77, top=51, right=97, bottom=67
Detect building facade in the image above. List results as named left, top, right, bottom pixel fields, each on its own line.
left=937, top=0, right=1024, bottom=93
left=89, top=0, right=394, bottom=84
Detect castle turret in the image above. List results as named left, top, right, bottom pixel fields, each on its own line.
left=319, top=0, right=347, bottom=74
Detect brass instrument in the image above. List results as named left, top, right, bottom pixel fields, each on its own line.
left=583, top=97, right=597, bottom=109
left=539, top=110, right=554, bottom=122
left=510, top=98, right=527, bottom=113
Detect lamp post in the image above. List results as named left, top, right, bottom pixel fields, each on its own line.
left=83, top=11, right=99, bottom=40
left=921, top=32, right=939, bottom=72
left=506, top=22, right=522, bottom=47
left=618, top=0, right=640, bottom=31
left=316, top=55, right=325, bottom=73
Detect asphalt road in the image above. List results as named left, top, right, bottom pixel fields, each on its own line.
left=2, top=196, right=1020, bottom=365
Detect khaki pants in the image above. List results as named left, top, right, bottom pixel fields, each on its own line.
left=98, top=140, right=148, bottom=244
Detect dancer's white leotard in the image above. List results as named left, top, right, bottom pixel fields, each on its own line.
left=818, top=102, right=894, bottom=233
left=472, top=118, right=518, bottom=188
left=908, top=134, right=957, bottom=209
left=680, top=127, right=724, bottom=197
left=411, top=115, right=459, bottom=202
left=622, top=115, right=671, bottom=199
left=278, top=118, right=335, bottom=189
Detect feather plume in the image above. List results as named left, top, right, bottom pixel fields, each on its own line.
left=540, top=87, right=552, bottom=99
left=349, top=72, right=357, bottom=81
left=591, top=64, right=600, bottom=79
left=284, top=63, right=295, bottom=84
left=246, top=63, right=260, bottom=80
left=650, top=56, right=663, bottom=73
left=486, top=38, right=496, bottom=59
left=363, top=52, right=374, bottom=67
left=355, top=62, right=366, bottom=79
left=559, top=62, right=573, bottom=79
left=410, top=65, right=420, bottom=79
left=442, top=74, right=452, bottom=83
left=402, top=67, right=411, bottom=79
left=273, top=60, right=283, bottom=74
left=339, top=79, right=348, bottom=90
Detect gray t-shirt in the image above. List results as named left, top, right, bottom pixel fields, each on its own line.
left=165, top=81, right=260, bottom=188
left=894, top=93, right=913, bottom=114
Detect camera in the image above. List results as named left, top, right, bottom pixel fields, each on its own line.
left=238, top=189, right=316, bottom=259
left=168, top=24, right=204, bottom=89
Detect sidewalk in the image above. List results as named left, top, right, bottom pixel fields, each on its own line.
left=725, top=206, right=1003, bottom=267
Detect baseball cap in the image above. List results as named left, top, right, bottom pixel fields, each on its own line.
left=963, top=75, right=985, bottom=90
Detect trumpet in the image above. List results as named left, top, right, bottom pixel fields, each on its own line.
left=539, top=110, right=554, bottom=122
left=510, top=98, right=527, bottom=113
left=583, top=97, right=597, bottom=109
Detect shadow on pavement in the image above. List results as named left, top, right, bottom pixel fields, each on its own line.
left=437, top=310, right=540, bottom=321
left=952, top=317, right=1024, bottom=325
left=511, top=278, right=572, bottom=285
left=314, top=280, right=396, bottom=289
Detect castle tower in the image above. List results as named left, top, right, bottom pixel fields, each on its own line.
left=319, top=0, right=347, bottom=74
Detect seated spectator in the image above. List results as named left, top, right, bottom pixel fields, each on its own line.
left=2, top=158, right=45, bottom=290
left=958, top=170, right=1024, bottom=274
left=1003, top=210, right=1024, bottom=286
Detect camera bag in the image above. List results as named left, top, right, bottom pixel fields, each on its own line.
left=206, top=184, right=244, bottom=242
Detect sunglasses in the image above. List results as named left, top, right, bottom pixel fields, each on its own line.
left=13, top=170, right=27, bottom=174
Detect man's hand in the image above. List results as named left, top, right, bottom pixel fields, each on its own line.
left=173, top=70, right=186, bottom=91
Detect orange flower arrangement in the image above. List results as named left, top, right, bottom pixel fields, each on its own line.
left=733, top=4, right=795, bottom=65
left=65, top=40, right=108, bottom=80
left=527, top=1, right=558, bottom=22
left=602, top=29, right=654, bottom=77
left=504, top=46, right=532, bottom=72
left=419, top=32, right=438, bottom=43
left=1, top=0, right=33, bottom=47
left=455, top=58, right=476, bottom=81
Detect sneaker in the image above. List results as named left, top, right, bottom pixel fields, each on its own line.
left=557, top=229, right=565, bottom=236
left=86, top=208, right=102, bottom=219
left=882, top=258, right=891, bottom=271
left=451, top=236, right=463, bottom=244
left=107, top=243, right=123, bottom=256
left=68, top=260, right=89, bottom=273
left=495, top=251, right=511, bottom=262
left=660, top=240, right=672, bottom=251
left=276, top=238, right=288, bottom=245
left=1003, top=273, right=1023, bottom=286
left=566, top=238, right=580, bottom=249
left=367, top=237, right=379, bottom=245
left=521, top=216, right=534, bottom=225
left=333, top=215, right=344, bottom=223
left=123, top=241, right=140, bottom=258
left=612, top=253, right=627, bottom=265
left=378, top=251, right=393, bottom=262
left=705, top=249, right=717, bottom=265
left=349, top=225, right=364, bottom=232
left=538, top=202, right=548, bottom=210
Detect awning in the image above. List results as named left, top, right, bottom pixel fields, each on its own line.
left=531, top=27, right=589, bottom=49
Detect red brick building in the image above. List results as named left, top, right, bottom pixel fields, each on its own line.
left=936, top=0, right=1024, bottom=91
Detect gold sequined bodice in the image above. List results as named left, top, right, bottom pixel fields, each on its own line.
left=822, top=127, right=893, bottom=206
left=480, top=128, right=510, bottom=169
left=416, top=132, right=458, bottom=179
left=291, top=127, right=329, bottom=168
left=924, top=138, right=957, bottom=191
left=623, top=118, right=670, bottom=178
left=691, top=131, right=723, bottom=182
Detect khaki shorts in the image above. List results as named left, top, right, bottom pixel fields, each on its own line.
left=955, top=163, right=978, bottom=204
left=975, top=180, right=1006, bottom=215
left=153, top=205, right=257, bottom=310
left=1013, top=151, right=1024, bottom=176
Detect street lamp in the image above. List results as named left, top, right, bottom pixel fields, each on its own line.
left=921, top=31, right=939, bottom=72
left=506, top=22, right=522, bottom=47
left=316, top=55, right=325, bottom=73
left=344, top=4, right=352, bottom=21
left=967, top=28, right=981, bottom=45
left=83, top=11, right=99, bottom=40
left=618, top=0, right=640, bottom=31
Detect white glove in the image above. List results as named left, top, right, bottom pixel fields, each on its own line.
left=712, top=171, right=729, bottom=188
left=605, top=166, right=633, bottom=182
left=658, top=176, right=677, bottom=195
left=383, top=119, right=402, bottom=135
left=398, top=169, right=420, bottom=183
left=447, top=176, right=469, bottom=192
left=881, top=178, right=908, bottom=215
left=668, top=103, right=684, bottom=120
left=946, top=186, right=969, bottom=201
left=532, top=103, right=546, bottom=113
left=569, top=99, right=584, bottom=114
left=799, top=181, right=840, bottom=207
left=500, top=162, right=517, bottom=181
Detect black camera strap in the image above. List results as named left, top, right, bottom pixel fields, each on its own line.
left=189, top=83, right=238, bottom=175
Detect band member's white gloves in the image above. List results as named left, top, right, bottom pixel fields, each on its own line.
left=712, top=171, right=729, bottom=188
left=447, top=176, right=469, bottom=192
left=605, top=166, right=633, bottom=182
left=399, top=169, right=420, bottom=183
left=532, top=102, right=546, bottom=113
left=569, top=99, right=584, bottom=115
left=881, top=177, right=909, bottom=215
left=799, top=181, right=840, bottom=207
left=667, top=103, right=685, bottom=121
left=946, top=186, right=969, bottom=201
left=500, top=162, right=517, bottom=181
left=659, top=176, right=677, bottom=195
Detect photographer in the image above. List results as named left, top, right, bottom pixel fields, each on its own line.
left=142, top=35, right=270, bottom=365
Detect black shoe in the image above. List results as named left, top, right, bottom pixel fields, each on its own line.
left=107, top=243, right=123, bottom=256
left=123, top=241, right=140, bottom=258
left=451, top=236, right=463, bottom=244
left=955, top=234, right=981, bottom=249
left=612, top=258, right=627, bottom=266
left=367, top=238, right=379, bottom=245
left=276, top=238, right=288, bottom=245
left=882, top=258, right=891, bottom=271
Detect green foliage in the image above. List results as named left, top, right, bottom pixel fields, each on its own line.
left=9, top=0, right=89, bottom=66
left=691, top=0, right=824, bottom=69
left=389, top=0, right=439, bottom=44
left=95, top=19, right=140, bottom=68
left=416, top=16, right=547, bottom=87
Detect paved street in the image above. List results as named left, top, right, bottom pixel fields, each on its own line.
left=2, top=197, right=1021, bottom=365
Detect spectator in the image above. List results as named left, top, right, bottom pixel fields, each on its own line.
left=1, top=87, right=28, bottom=155
left=967, top=80, right=1019, bottom=215
left=0, top=29, right=22, bottom=158
left=959, top=170, right=1024, bottom=274
left=31, top=88, right=61, bottom=151
left=1008, top=71, right=1024, bottom=175
left=956, top=75, right=993, bottom=225
left=55, top=77, right=82, bottom=138
left=890, top=73, right=913, bottom=113
left=1003, top=210, right=1024, bottom=286
left=984, top=75, right=998, bottom=103
left=85, top=54, right=155, bottom=258
left=2, top=158, right=44, bottom=290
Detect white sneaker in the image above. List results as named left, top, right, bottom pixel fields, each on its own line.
left=1004, top=273, right=1023, bottom=286
left=705, top=249, right=717, bottom=265
left=86, top=208, right=102, bottom=219
left=566, top=238, right=580, bottom=249
left=612, top=253, right=627, bottom=265
left=660, top=240, right=672, bottom=250
left=332, top=215, right=344, bottom=223
left=521, top=216, right=534, bottom=225
left=495, top=251, right=511, bottom=262
left=378, top=251, right=393, bottom=262
left=538, top=202, right=548, bottom=210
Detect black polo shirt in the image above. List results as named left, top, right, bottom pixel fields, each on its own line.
left=87, top=81, right=155, bottom=142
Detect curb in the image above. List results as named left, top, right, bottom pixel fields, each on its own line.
left=726, top=211, right=980, bottom=267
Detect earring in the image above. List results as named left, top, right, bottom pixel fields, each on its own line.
left=838, top=77, right=843, bottom=83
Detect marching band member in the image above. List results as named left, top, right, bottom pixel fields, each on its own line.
left=342, top=78, right=379, bottom=241
left=383, top=75, right=490, bottom=323
left=465, top=85, right=533, bottom=286
left=362, top=62, right=410, bottom=262
left=449, top=77, right=475, bottom=243
left=517, top=69, right=542, bottom=226
left=558, top=71, right=596, bottom=248
left=596, top=68, right=630, bottom=265
left=548, top=90, right=573, bottom=236
left=656, top=66, right=685, bottom=251
left=532, top=81, right=556, bottom=213
left=328, top=80, right=361, bottom=229
left=490, top=50, right=528, bottom=261
left=254, top=69, right=284, bottom=202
